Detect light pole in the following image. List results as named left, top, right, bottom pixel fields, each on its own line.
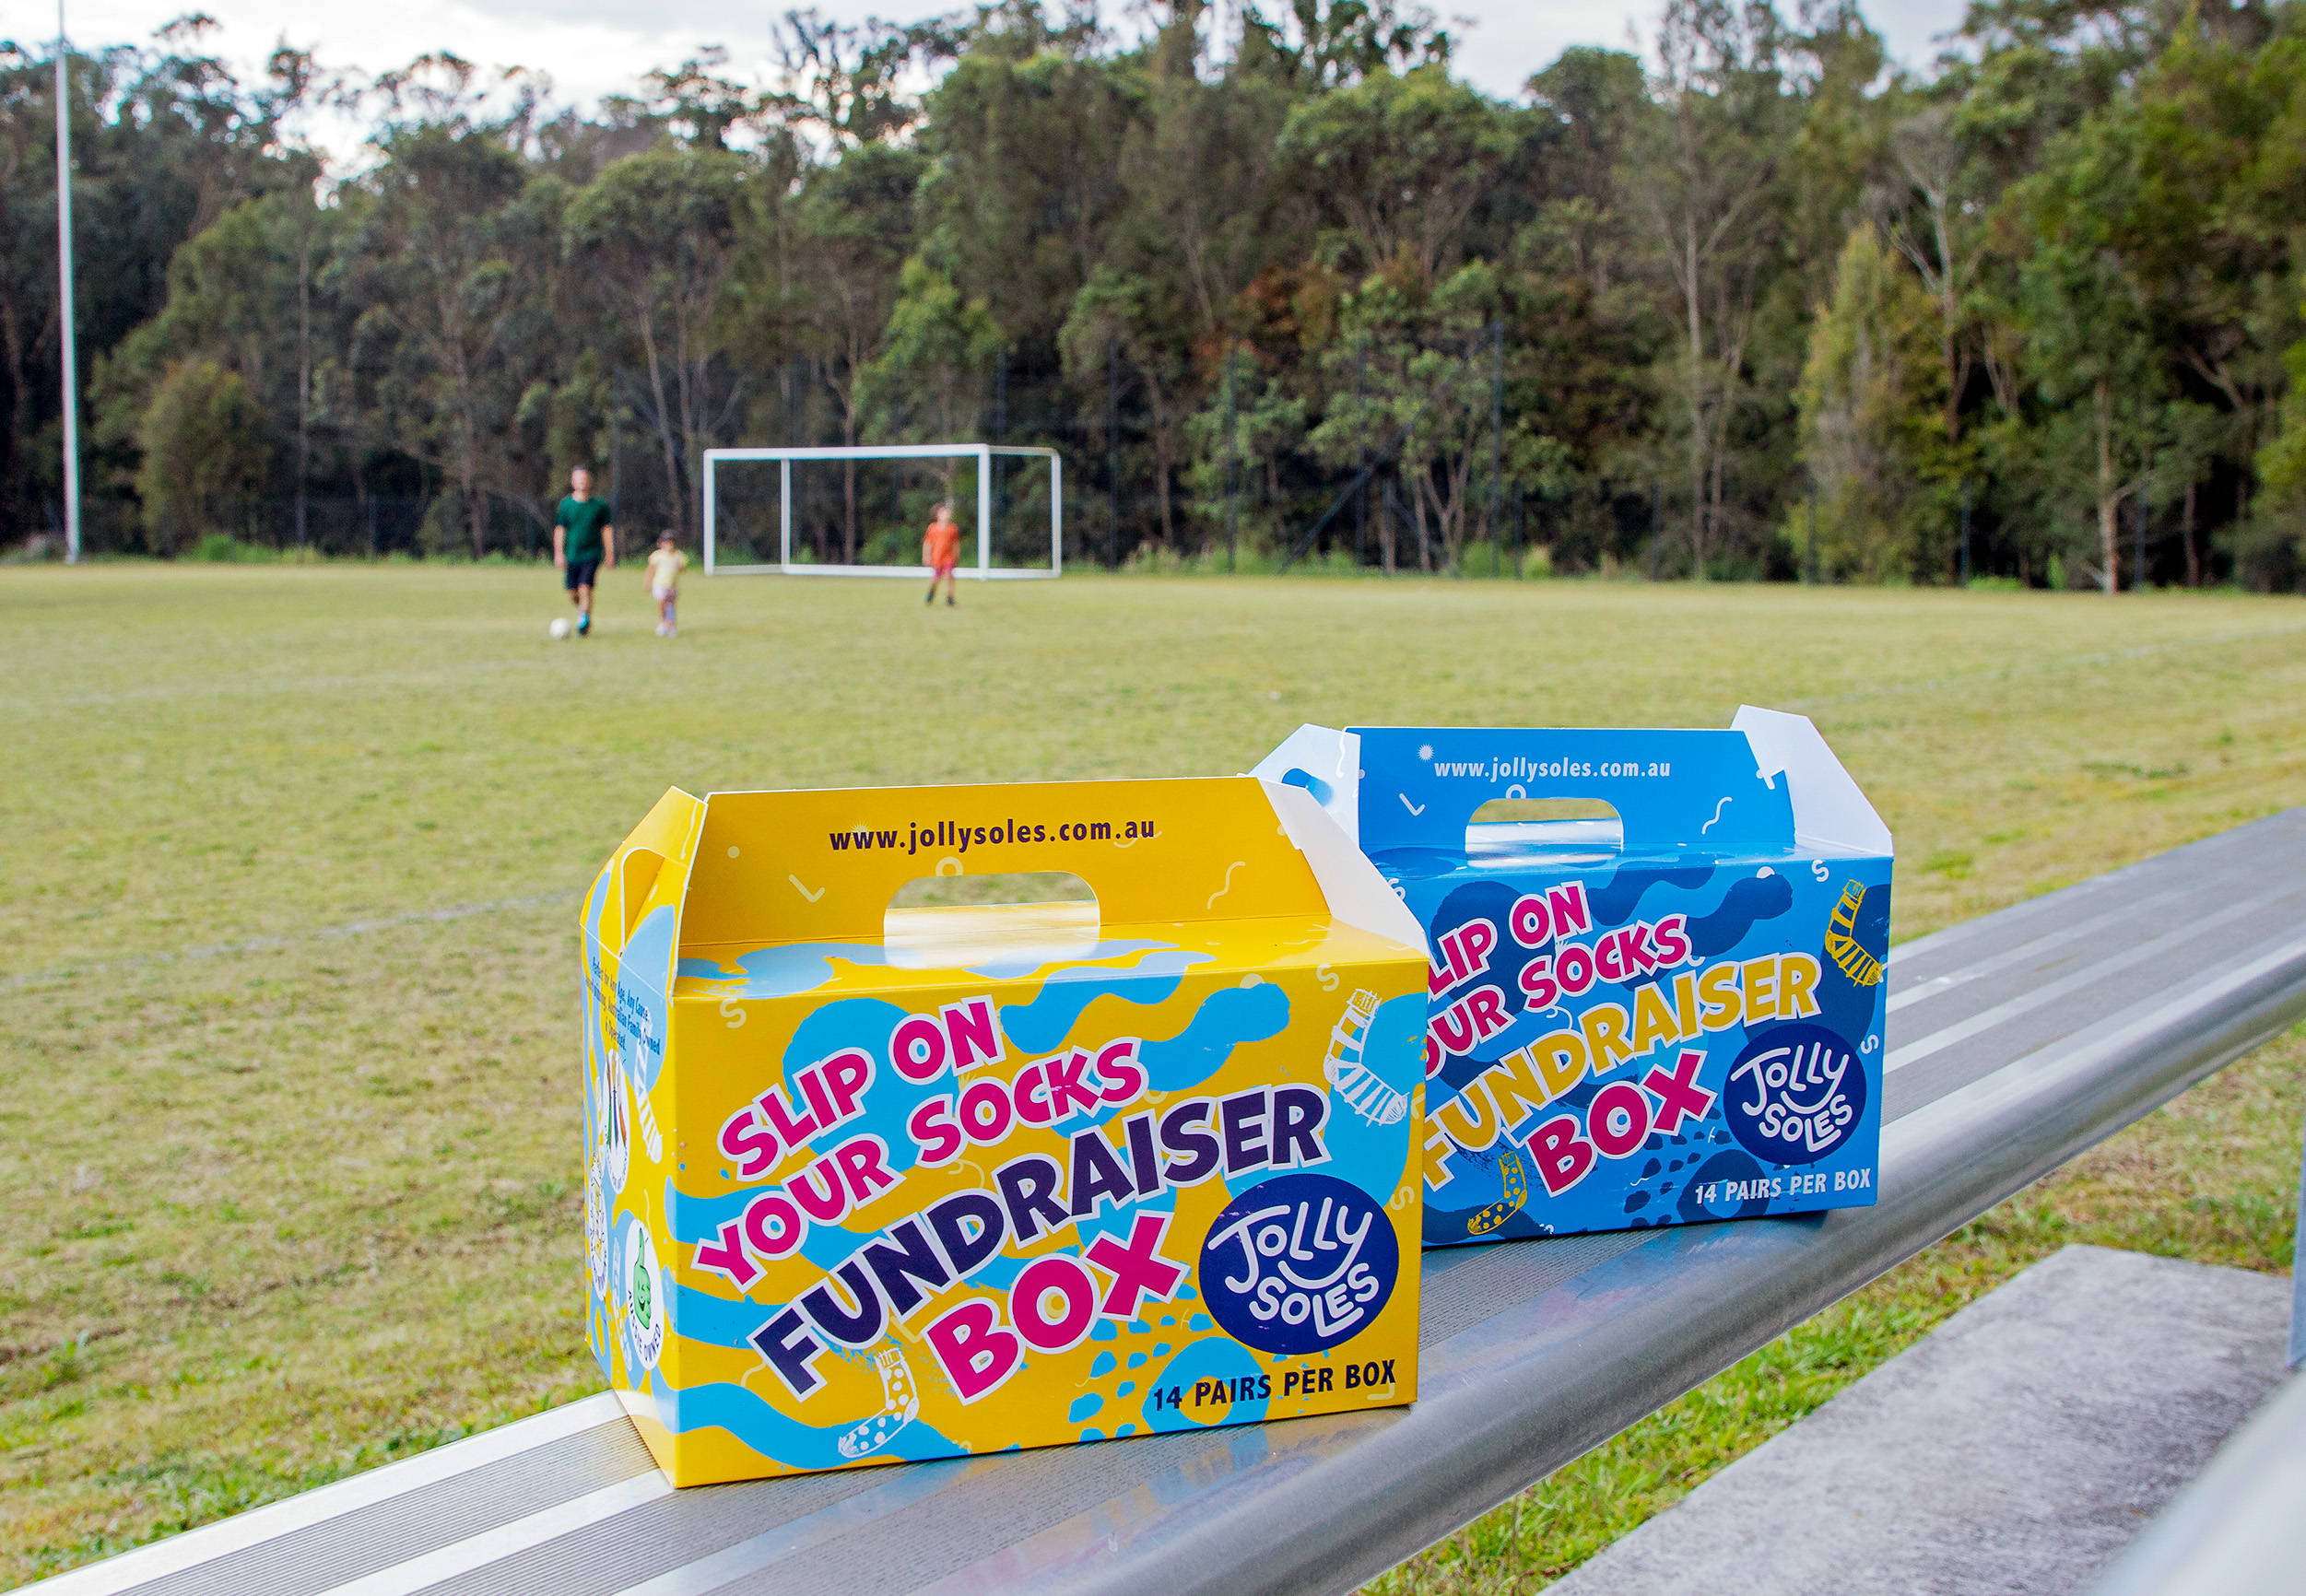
left=54, top=0, right=82, bottom=563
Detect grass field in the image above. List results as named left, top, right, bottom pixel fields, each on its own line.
left=3, top=564, right=2304, bottom=1589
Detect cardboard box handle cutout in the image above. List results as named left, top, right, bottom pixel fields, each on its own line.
left=619, top=847, right=674, bottom=945
left=676, top=777, right=1341, bottom=950
left=882, top=873, right=1102, bottom=963
left=1259, top=725, right=1797, bottom=858
left=585, top=787, right=707, bottom=980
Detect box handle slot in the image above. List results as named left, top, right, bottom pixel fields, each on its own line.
left=887, top=871, right=1098, bottom=914
left=618, top=847, right=672, bottom=947
left=1274, top=766, right=1334, bottom=805
left=882, top=871, right=1101, bottom=965
left=1466, top=797, right=1623, bottom=851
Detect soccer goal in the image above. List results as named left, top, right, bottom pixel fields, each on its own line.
left=700, top=444, right=1063, bottom=579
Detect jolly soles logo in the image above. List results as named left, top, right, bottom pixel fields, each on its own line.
left=1198, top=1173, right=1397, bottom=1355
left=1724, top=1023, right=1865, bottom=1166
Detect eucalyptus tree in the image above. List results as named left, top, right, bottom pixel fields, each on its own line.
left=0, top=27, right=314, bottom=543
left=1525, top=47, right=1648, bottom=299
left=912, top=16, right=1138, bottom=365
left=2003, top=114, right=2166, bottom=592
left=1275, top=65, right=1524, bottom=285
left=344, top=55, right=564, bottom=557
left=1794, top=223, right=1951, bottom=581
left=94, top=186, right=355, bottom=549
left=1307, top=262, right=1562, bottom=570
left=1624, top=0, right=1795, bottom=576
left=1886, top=103, right=1979, bottom=464
left=564, top=145, right=754, bottom=534
left=2116, top=17, right=2306, bottom=559
left=771, top=141, right=924, bottom=557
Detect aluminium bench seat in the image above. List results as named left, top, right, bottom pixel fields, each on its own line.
left=35, top=809, right=2306, bottom=1596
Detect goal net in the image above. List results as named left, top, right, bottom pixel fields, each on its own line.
left=700, top=445, right=1063, bottom=578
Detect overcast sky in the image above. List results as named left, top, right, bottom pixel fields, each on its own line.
left=39, top=0, right=1973, bottom=147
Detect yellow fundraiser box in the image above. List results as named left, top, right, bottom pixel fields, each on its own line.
left=582, top=777, right=1430, bottom=1485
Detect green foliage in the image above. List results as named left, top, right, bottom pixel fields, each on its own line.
left=1794, top=225, right=1954, bottom=581
left=133, top=360, right=267, bottom=555
left=186, top=533, right=284, bottom=562
left=869, top=259, right=1005, bottom=440
left=2253, top=276, right=2306, bottom=577
left=562, top=144, right=753, bottom=532
left=1300, top=264, right=1567, bottom=571
left=0, top=39, right=302, bottom=538
left=1277, top=65, right=1524, bottom=280
left=11, top=2, right=2306, bottom=586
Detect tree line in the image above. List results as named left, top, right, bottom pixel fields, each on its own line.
left=4, top=0, right=2305, bottom=587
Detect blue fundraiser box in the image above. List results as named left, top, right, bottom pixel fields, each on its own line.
left=1253, top=708, right=1894, bottom=1244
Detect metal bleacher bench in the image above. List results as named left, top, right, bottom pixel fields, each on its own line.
left=36, top=811, right=2306, bottom=1596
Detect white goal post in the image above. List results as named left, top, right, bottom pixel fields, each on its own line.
left=700, top=444, right=1063, bottom=579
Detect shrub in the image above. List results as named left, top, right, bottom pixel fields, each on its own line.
left=188, top=533, right=279, bottom=562
left=135, top=360, right=267, bottom=557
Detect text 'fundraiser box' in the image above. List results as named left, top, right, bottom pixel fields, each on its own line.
left=583, top=776, right=1430, bottom=1485
left=1253, top=708, right=1893, bottom=1245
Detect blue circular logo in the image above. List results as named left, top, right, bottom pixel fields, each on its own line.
left=1723, top=1023, right=1867, bottom=1167
left=1198, top=1173, right=1398, bottom=1355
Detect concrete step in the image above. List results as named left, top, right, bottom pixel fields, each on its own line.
left=1547, top=1245, right=2291, bottom=1596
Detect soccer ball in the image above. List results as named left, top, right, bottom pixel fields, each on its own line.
left=548, top=617, right=572, bottom=640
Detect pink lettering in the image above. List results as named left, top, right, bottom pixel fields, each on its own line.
left=924, top=1298, right=1020, bottom=1403
left=1084, top=1212, right=1188, bottom=1320
left=1043, top=1048, right=1100, bottom=1120
left=693, top=1219, right=759, bottom=1287
left=1011, top=1256, right=1099, bottom=1352
left=834, top=1135, right=898, bottom=1205
left=741, top=1191, right=805, bottom=1260
left=1528, top=1115, right=1594, bottom=1195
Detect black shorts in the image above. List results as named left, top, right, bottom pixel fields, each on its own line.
left=564, top=557, right=600, bottom=591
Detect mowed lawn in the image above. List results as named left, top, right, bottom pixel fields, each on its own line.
left=3, top=564, right=2304, bottom=1588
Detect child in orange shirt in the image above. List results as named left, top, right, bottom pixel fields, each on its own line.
left=923, top=502, right=961, bottom=607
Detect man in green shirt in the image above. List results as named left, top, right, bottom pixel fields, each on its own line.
left=552, top=466, right=617, bottom=636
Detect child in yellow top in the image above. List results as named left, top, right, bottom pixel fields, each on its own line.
left=646, top=534, right=688, bottom=638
